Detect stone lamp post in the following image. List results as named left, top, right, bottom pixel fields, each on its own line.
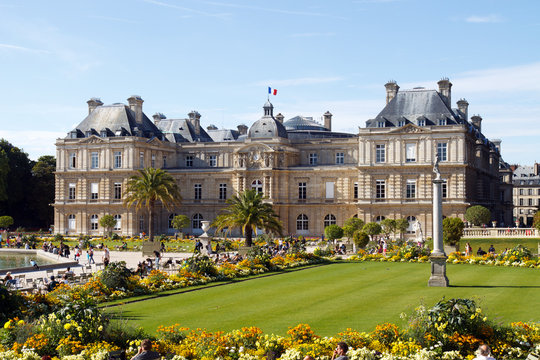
left=199, top=221, right=213, bottom=255
left=428, top=155, right=449, bottom=287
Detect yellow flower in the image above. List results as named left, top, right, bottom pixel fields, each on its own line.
left=483, top=317, right=487, bottom=321
left=66, top=315, right=71, bottom=320
left=17, top=320, right=24, bottom=326
left=64, top=323, right=72, bottom=330
left=98, top=326, right=103, bottom=331
left=77, top=326, right=82, bottom=331
left=4, top=321, right=11, bottom=329
left=470, top=315, right=475, bottom=320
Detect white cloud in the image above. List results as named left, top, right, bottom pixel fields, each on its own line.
left=0, top=43, right=49, bottom=54
left=0, top=130, right=65, bottom=161
left=465, top=14, right=503, bottom=23
left=254, top=77, right=343, bottom=87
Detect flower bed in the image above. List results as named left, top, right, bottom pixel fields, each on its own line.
left=1, top=298, right=538, bottom=360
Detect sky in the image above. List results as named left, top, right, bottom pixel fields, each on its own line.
left=0, top=0, right=539, bottom=165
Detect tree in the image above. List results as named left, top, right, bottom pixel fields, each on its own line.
left=324, top=224, right=344, bottom=242
left=0, top=215, right=14, bottom=229
left=442, top=217, right=464, bottom=246
left=124, top=168, right=181, bottom=241
left=171, top=214, right=190, bottom=234
left=99, top=215, right=117, bottom=237
left=362, top=222, right=381, bottom=241
left=342, top=217, right=364, bottom=240
left=533, top=211, right=540, bottom=232
left=465, top=205, right=491, bottom=226
left=380, top=218, right=396, bottom=240
left=353, top=230, right=370, bottom=249
left=212, top=189, right=283, bottom=247
left=395, top=218, right=409, bottom=241
left=31, top=155, right=56, bottom=228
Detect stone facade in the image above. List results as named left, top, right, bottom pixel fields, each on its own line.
left=512, top=164, right=540, bottom=227
left=54, top=80, right=511, bottom=237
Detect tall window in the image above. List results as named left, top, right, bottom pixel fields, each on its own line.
left=90, top=152, right=99, bottom=169
left=209, top=155, right=217, bottom=167
left=296, top=214, right=308, bottom=231
left=398, top=120, right=406, bottom=127
left=528, top=189, right=534, bottom=195
left=417, top=119, right=425, bottom=126
left=219, top=183, right=227, bottom=200
left=375, top=215, right=385, bottom=223
left=437, top=118, right=447, bottom=125
left=114, top=151, right=122, bottom=168
left=194, top=184, right=202, bottom=200
left=529, top=198, right=534, bottom=206
left=90, top=214, right=98, bottom=230
left=139, top=215, right=144, bottom=232
left=168, top=213, right=177, bottom=229
left=139, top=152, right=144, bottom=168
left=353, top=182, right=358, bottom=199
left=406, top=180, right=416, bottom=199
left=335, top=152, right=344, bottom=164
left=376, top=180, right=385, bottom=199
left=324, top=214, right=336, bottom=228
left=251, top=180, right=263, bottom=194
left=519, top=189, right=524, bottom=195
left=437, top=143, right=448, bottom=161
left=309, top=153, right=318, bottom=165
left=162, top=155, right=167, bottom=168
left=114, top=182, right=122, bottom=200
left=519, top=198, right=524, bottom=206
left=151, top=155, right=156, bottom=168
left=377, top=121, right=385, bottom=128
left=442, top=180, right=447, bottom=198
left=325, top=182, right=335, bottom=199
left=69, top=152, right=76, bottom=169
left=68, top=183, right=76, bottom=200
left=186, top=155, right=193, bottom=167
left=192, top=213, right=203, bottom=229
left=90, top=182, right=99, bottom=200
left=113, top=215, right=121, bottom=231
left=375, top=144, right=385, bottom=163
left=405, top=143, right=416, bottom=162
left=298, top=182, right=307, bottom=200
left=67, top=214, right=76, bottom=230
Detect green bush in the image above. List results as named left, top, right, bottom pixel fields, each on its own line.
left=54, top=233, right=64, bottom=242
left=0, top=284, right=24, bottom=323
left=98, top=261, right=133, bottom=291
left=324, top=224, right=344, bottom=241
left=442, top=217, right=464, bottom=245
left=185, top=255, right=218, bottom=277
left=465, top=205, right=491, bottom=226
left=353, top=230, right=370, bottom=249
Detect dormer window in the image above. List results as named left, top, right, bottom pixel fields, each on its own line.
left=70, top=131, right=78, bottom=139
left=398, top=120, right=406, bottom=127
left=377, top=121, right=385, bottom=128
left=115, top=130, right=122, bottom=136
left=437, top=118, right=447, bottom=126
left=100, top=130, right=107, bottom=137
left=417, top=119, right=425, bottom=126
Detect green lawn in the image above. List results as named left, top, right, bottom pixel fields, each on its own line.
left=464, top=238, right=540, bottom=255
left=104, top=262, right=540, bottom=336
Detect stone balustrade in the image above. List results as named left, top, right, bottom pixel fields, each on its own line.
left=462, top=227, right=539, bottom=238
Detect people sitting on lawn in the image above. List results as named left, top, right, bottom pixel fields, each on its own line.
left=488, top=244, right=495, bottom=254
left=477, top=247, right=487, bottom=256
left=130, top=339, right=160, bottom=360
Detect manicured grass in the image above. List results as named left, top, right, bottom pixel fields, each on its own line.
left=105, top=262, right=540, bottom=336
left=464, top=238, right=540, bottom=255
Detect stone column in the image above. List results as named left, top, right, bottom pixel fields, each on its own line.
left=428, top=178, right=449, bottom=287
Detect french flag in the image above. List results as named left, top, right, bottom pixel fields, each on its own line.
left=268, top=87, right=277, bottom=95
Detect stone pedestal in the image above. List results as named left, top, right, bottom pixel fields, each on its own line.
left=428, top=255, right=449, bottom=287
left=199, top=221, right=212, bottom=255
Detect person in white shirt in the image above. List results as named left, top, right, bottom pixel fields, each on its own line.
left=474, top=344, right=496, bottom=360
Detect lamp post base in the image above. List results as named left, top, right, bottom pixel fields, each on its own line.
left=428, top=255, right=449, bottom=287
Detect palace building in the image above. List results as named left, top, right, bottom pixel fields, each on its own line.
left=54, top=79, right=512, bottom=237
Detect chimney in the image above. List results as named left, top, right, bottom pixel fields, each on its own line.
left=207, top=124, right=218, bottom=131
left=457, top=98, right=469, bottom=121
left=471, top=115, right=482, bottom=132
left=492, top=139, right=501, bottom=152
left=87, top=98, right=103, bottom=114
left=534, top=163, right=539, bottom=176
left=323, top=111, right=332, bottom=131
left=384, top=81, right=399, bottom=104
left=188, top=110, right=201, bottom=135
left=275, top=113, right=284, bottom=123
left=127, top=95, right=144, bottom=124
left=437, top=78, right=452, bottom=108
left=237, top=124, right=248, bottom=135
left=152, top=112, right=166, bottom=125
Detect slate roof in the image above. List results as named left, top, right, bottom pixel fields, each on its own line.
left=67, top=104, right=163, bottom=139
left=156, top=118, right=213, bottom=143
left=366, top=89, right=463, bottom=128
left=207, top=128, right=240, bottom=142
left=284, top=116, right=328, bottom=131
left=248, top=116, right=288, bottom=138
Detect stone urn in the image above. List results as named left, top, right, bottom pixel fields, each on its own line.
left=201, top=221, right=211, bottom=236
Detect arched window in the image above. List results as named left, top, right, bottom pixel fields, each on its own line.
left=324, top=214, right=336, bottom=228
left=192, top=213, right=203, bottom=229
left=168, top=213, right=178, bottom=229
left=139, top=215, right=144, bottom=232
left=297, top=214, right=308, bottom=231
left=251, top=179, right=263, bottom=194
left=67, top=214, right=76, bottom=230
left=406, top=216, right=416, bottom=234
left=114, top=215, right=121, bottom=230
left=375, top=215, right=385, bottom=223
left=90, top=214, right=98, bottom=230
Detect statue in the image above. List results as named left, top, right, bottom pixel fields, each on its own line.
left=413, top=220, right=424, bottom=244
left=433, top=153, right=441, bottom=180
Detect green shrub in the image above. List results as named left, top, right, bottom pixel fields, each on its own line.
left=98, top=261, right=133, bottom=290
left=324, top=224, right=344, bottom=241
left=185, top=255, right=218, bottom=277
left=0, top=284, right=24, bottom=323
left=54, top=233, right=64, bottom=242
left=442, top=217, right=464, bottom=245
left=465, top=205, right=491, bottom=226
left=353, top=230, right=370, bottom=249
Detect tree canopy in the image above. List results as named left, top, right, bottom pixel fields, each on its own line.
left=362, top=222, right=382, bottom=241
left=465, top=205, right=491, bottom=226
left=212, top=189, right=283, bottom=247
left=324, top=224, right=343, bottom=241
left=442, top=217, right=465, bottom=245
left=124, top=168, right=181, bottom=241
left=343, top=217, right=364, bottom=239
left=99, top=215, right=117, bottom=237
left=171, top=214, right=190, bottom=233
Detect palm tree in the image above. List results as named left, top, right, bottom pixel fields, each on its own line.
left=124, top=168, right=181, bottom=241
left=212, top=189, right=282, bottom=247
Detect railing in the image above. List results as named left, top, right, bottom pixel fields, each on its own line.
left=463, top=228, right=539, bottom=238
